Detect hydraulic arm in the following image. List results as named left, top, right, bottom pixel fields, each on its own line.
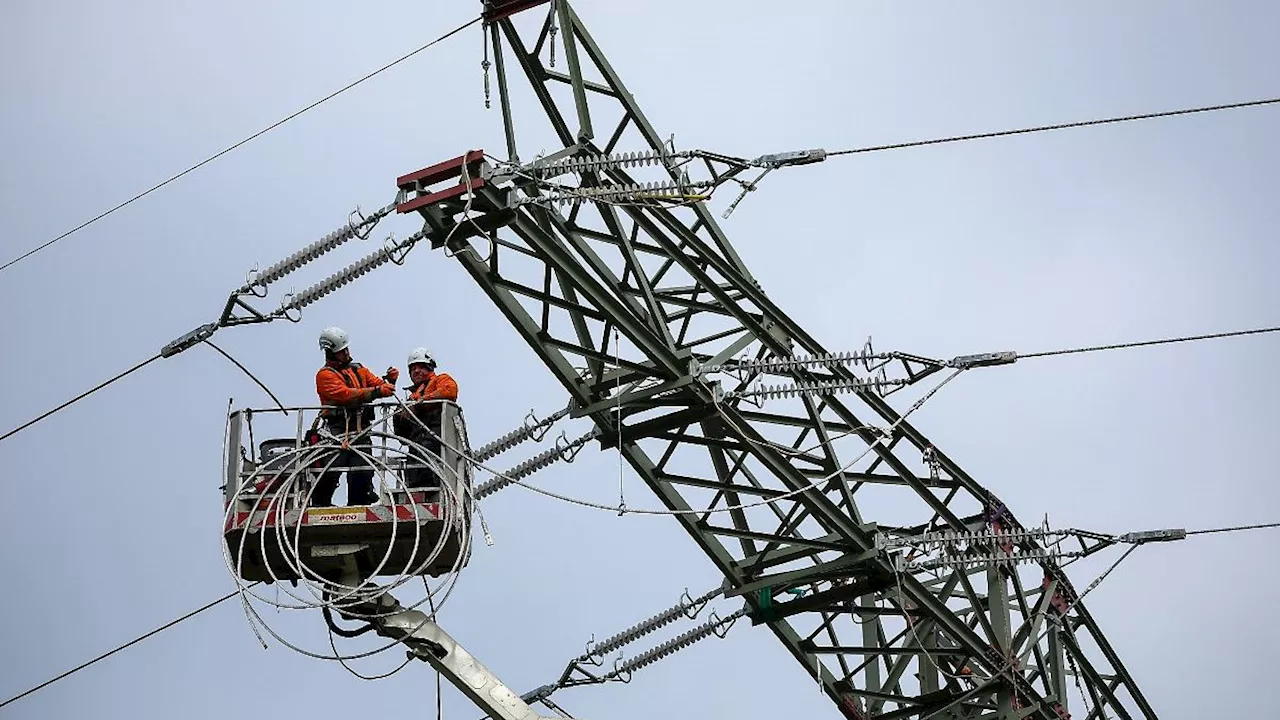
left=332, top=568, right=555, bottom=720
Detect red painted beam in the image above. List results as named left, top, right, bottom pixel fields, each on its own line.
left=397, top=177, right=487, bottom=214
left=396, top=149, right=485, bottom=190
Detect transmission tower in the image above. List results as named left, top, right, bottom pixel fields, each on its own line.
left=390, top=1, right=1157, bottom=717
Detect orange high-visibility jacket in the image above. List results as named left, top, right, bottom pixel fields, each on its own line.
left=408, top=372, right=458, bottom=402
left=316, top=361, right=386, bottom=406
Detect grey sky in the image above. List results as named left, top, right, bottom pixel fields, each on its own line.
left=2, top=0, right=1277, bottom=717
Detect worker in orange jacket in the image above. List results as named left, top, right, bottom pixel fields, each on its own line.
left=313, top=326, right=397, bottom=507
left=392, top=347, right=458, bottom=490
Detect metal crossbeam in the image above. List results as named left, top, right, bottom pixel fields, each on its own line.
left=402, top=3, right=1159, bottom=717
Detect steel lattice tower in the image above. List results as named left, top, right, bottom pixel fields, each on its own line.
left=394, top=2, right=1159, bottom=717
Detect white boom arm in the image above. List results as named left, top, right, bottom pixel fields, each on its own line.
left=333, top=572, right=556, bottom=720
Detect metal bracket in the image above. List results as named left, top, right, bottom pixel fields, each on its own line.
left=161, top=322, right=218, bottom=358
left=948, top=351, right=1018, bottom=369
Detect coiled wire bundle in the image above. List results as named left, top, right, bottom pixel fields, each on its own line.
left=221, top=405, right=474, bottom=677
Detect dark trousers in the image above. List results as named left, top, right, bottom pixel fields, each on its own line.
left=404, top=433, right=442, bottom=489
left=313, top=437, right=377, bottom=507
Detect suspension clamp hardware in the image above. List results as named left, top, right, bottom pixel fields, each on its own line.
left=948, top=351, right=1017, bottom=369
left=751, top=149, right=828, bottom=168
left=161, top=322, right=219, bottom=358
left=1117, top=528, right=1186, bottom=544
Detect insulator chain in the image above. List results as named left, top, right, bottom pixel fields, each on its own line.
left=241, top=203, right=395, bottom=293
left=278, top=230, right=425, bottom=316
left=879, top=527, right=1088, bottom=572
left=877, top=528, right=1074, bottom=551
left=516, top=180, right=716, bottom=207
left=473, top=427, right=601, bottom=500
left=724, top=374, right=907, bottom=402
left=471, top=405, right=572, bottom=463
left=522, top=149, right=692, bottom=179
left=610, top=608, right=747, bottom=677
left=898, top=548, right=1088, bottom=572
left=695, top=348, right=891, bottom=377
left=586, top=586, right=723, bottom=660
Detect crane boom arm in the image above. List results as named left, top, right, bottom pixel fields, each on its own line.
left=333, top=570, right=553, bottom=720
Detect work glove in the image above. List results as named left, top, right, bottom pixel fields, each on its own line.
left=384, top=366, right=400, bottom=384
left=378, top=383, right=396, bottom=398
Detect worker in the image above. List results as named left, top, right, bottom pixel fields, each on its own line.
left=313, top=326, right=398, bottom=507
left=392, top=347, right=459, bottom=490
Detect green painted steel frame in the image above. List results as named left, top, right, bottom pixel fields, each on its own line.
left=404, top=3, right=1160, bottom=718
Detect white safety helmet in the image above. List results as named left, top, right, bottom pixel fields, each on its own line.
left=319, top=326, right=350, bottom=354
left=406, top=347, right=436, bottom=369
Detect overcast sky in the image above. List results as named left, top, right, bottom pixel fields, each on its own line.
left=2, top=1, right=1278, bottom=718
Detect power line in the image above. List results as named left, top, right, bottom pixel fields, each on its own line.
left=0, top=15, right=481, bottom=277
left=0, top=587, right=251, bottom=711
left=204, top=340, right=285, bottom=411
left=828, top=96, right=1280, bottom=157
left=1020, top=324, right=1280, bottom=360
left=0, top=353, right=162, bottom=444
left=1186, top=521, right=1280, bottom=537
left=0, top=336, right=289, bottom=446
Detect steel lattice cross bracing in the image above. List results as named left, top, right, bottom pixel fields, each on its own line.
left=396, top=2, right=1160, bottom=717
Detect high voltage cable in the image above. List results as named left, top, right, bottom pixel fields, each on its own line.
left=828, top=96, right=1280, bottom=157
left=1019, top=324, right=1280, bottom=360
left=0, top=587, right=253, bottom=710
left=7, top=518, right=1277, bottom=711
left=0, top=15, right=481, bottom=276
left=0, top=340, right=286, bottom=445
left=1186, top=521, right=1280, bottom=536
left=203, top=340, right=285, bottom=411
left=0, top=353, right=162, bottom=444
left=6, top=321, right=1277, bottom=449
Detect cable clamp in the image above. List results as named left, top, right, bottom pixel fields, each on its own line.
left=948, top=351, right=1018, bottom=369
left=1117, top=528, right=1186, bottom=544
left=161, top=322, right=219, bottom=358
left=750, top=148, right=828, bottom=168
